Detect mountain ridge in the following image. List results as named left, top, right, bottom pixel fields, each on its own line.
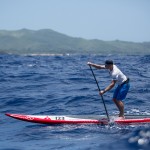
left=0, top=29, right=149, bottom=54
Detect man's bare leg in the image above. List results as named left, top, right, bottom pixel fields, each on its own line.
left=113, top=98, right=124, bottom=117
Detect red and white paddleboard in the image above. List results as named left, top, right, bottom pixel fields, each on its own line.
left=5, top=113, right=150, bottom=125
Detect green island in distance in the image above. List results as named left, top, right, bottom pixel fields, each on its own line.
left=0, top=29, right=149, bottom=55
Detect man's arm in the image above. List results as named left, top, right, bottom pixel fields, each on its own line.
left=87, top=62, right=105, bottom=69
left=100, top=80, right=116, bottom=95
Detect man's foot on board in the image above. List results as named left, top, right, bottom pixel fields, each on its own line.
left=117, top=116, right=125, bottom=120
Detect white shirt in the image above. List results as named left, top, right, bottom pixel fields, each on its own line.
left=109, top=65, right=127, bottom=85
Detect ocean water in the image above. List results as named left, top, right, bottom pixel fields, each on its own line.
left=0, top=54, right=150, bottom=150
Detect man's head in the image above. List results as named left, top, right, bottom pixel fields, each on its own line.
left=105, top=60, right=113, bottom=69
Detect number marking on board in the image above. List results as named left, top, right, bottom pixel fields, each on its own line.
left=55, top=117, right=65, bottom=120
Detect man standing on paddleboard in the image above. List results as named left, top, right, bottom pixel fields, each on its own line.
left=87, top=60, right=130, bottom=119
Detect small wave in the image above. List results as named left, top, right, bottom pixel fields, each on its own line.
left=23, top=53, right=69, bottom=56
left=128, top=126, right=150, bottom=149
left=126, top=108, right=150, bottom=115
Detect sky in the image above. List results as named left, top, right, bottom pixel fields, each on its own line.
left=0, top=0, right=150, bottom=42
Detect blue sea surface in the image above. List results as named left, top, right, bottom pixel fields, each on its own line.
left=0, top=54, right=150, bottom=150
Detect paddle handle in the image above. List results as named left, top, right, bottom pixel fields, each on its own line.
left=89, top=65, right=110, bottom=121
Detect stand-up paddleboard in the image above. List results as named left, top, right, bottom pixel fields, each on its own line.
left=5, top=113, right=150, bottom=125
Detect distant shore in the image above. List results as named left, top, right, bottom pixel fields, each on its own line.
left=0, top=29, right=150, bottom=55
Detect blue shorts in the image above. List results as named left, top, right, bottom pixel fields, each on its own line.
left=113, top=83, right=130, bottom=101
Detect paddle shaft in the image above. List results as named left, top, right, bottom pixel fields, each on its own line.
left=89, top=65, right=110, bottom=121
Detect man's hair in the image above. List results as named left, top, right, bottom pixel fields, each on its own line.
left=105, top=60, right=113, bottom=65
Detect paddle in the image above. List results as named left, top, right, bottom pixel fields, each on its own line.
left=89, top=65, right=110, bottom=122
